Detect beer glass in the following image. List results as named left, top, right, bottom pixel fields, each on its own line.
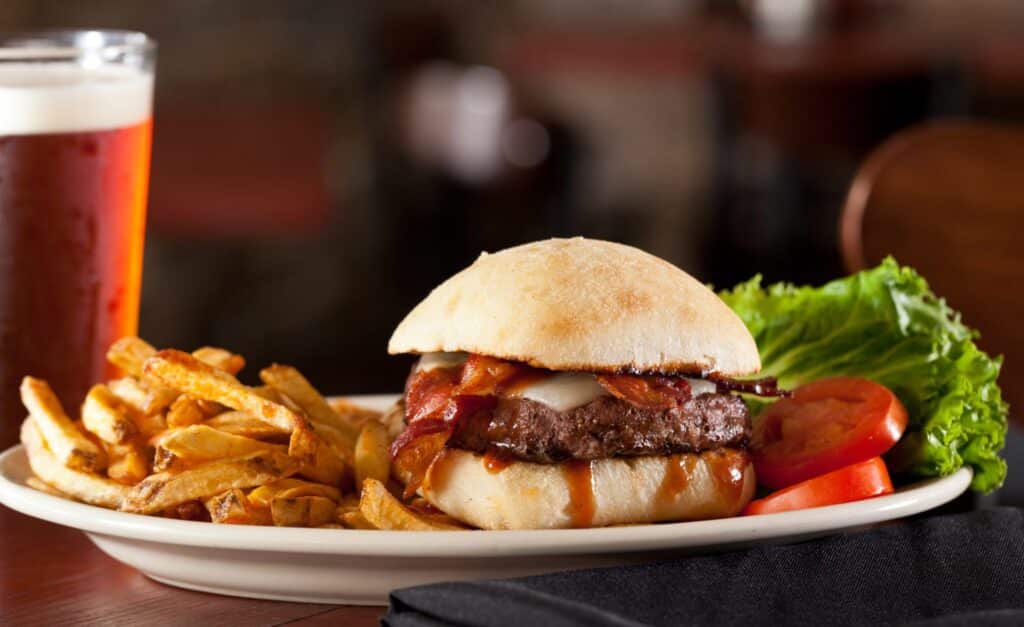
left=0, top=31, right=155, bottom=446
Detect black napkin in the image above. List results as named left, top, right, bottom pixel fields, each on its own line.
left=384, top=507, right=1024, bottom=627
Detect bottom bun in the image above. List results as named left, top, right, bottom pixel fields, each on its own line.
left=420, top=448, right=755, bottom=530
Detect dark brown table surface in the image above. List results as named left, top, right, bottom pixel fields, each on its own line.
left=0, top=506, right=384, bottom=626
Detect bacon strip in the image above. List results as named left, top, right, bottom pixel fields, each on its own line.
left=595, top=374, right=691, bottom=410
left=392, top=355, right=533, bottom=494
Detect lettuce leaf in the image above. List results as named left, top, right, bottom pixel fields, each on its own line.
left=719, top=258, right=1008, bottom=492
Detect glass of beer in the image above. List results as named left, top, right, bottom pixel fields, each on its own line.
left=0, top=31, right=154, bottom=446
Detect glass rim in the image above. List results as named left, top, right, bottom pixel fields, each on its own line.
left=0, top=29, right=156, bottom=61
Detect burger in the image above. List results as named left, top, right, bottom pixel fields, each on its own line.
left=387, top=237, right=780, bottom=530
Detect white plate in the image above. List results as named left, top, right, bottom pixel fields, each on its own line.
left=0, top=394, right=972, bottom=605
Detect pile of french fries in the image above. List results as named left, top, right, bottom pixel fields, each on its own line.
left=19, top=337, right=467, bottom=531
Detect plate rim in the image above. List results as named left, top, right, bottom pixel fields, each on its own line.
left=0, top=437, right=973, bottom=559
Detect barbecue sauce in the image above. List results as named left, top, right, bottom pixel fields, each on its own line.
left=564, top=460, right=596, bottom=528
left=656, top=454, right=698, bottom=508
left=711, top=375, right=791, bottom=398
left=483, top=450, right=513, bottom=474
left=706, top=449, right=749, bottom=505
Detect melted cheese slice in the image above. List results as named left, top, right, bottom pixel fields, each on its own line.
left=415, top=352, right=468, bottom=372
left=687, top=378, right=717, bottom=396
left=511, top=372, right=608, bottom=412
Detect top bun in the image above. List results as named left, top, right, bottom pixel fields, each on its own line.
left=388, top=237, right=760, bottom=376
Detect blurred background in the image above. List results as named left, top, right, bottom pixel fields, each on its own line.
left=5, top=0, right=1023, bottom=395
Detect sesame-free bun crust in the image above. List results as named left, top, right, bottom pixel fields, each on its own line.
left=420, top=448, right=756, bottom=530
left=388, top=237, right=760, bottom=376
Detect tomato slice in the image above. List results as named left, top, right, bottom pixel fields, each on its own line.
left=743, top=457, right=894, bottom=515
left=751, top=376, right=908, bottom=489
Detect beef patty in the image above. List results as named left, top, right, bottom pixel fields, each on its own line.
left=447, top=393, right=750, bottom=463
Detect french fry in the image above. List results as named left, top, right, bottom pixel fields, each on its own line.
left=335, top=495, right=376, bottom=529
left=250, top=385, right=282, bottom=402
left=135, top=411, right=168, bottom=440
left=194, top=399, right=227, bottom=417
left=106, top=336, right=157, bottom=376
left=259, top=365, right=359, bottom=445
left=120, top=450, right=299, bottom=514
left=152, top=446, right=178, bottom=473
left=158, top=425, right=283, bottom=462
left=277, top=486, right=338, bottom=501
left=165, top=395, right=206, bottom=428
left=73, top=418, right=108, bottom=453
left=297, top=441, right=349, bottom=488
left=106, top=337, right=180, bottom=410
left=21, top=337, right=479, bottom=531
left=143, top=350, right=319, bottom=464
left=330, top=397, right=385, bottom=432
left=354, top=421, right=391, bottom=488
left=20, top=377, right=105, bottom=472
left=107, top=377, right=163, bottom=415
left=358, top=478, right=462, bottom=531
left=205, top=411, right=289, bottom=441
left=270, top=495, right=335, bottom=527
left=311, top=423, right=356, bottom=462
left=107, top=443, right=150, bottom=485
left=335, top=494, right=361, bottom=515
left=340, top=510, right=377, bottom=530
left=192, top=346, right=246, bottom=375
left=205, top=488, right=272, bottom=525
left=20, top=419, right=129, bottom=508
left=81, top=384, right=138, bottom=445
left=247, top=478, right=342, bottom=507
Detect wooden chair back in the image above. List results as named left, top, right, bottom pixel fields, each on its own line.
left=840, top=121, right=1024, bottom=415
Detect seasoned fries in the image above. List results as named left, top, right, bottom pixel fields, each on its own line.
left=106, top=337, right=180, bottom=410
left=143, top=350, right=319, bottom=464
left=297, top=441, right=348, bottom=487
left=158, top=425, right=283, bottom=462
left=165, top=396, right=205, bottom=428
left=359, top=479, right=463, bottom=531
left=107, top=376, right=174, bottom=416
left=120, top=450, right=299, bottom=514
left=192, top=346, right=245, bottom=375
left=340, top=510, right=377, bottom=530
left=206, top=411, right=289, bottom=440
left=135, top=411, right=169, bottom=440
left=21, top=377, right=106, bottom=472
left=19, top=335, right=479, bottom=531
left=205, top=488, right=271, bottom=525
left=260, top=365, right=360, bottom=445
left=81, top=384, right=138, bottom=445
left=248, top=478, right=342, bottom=506
left=271, top=495, right=336, bottom=527
left=106, top=336, right=157, bottom=376
left=20, top=419, right=128, bottom=507
left=354, top=421, right=391, bottom=487
left=107, top=443, right=150, bottom=485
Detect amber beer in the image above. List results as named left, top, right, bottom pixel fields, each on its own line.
left=0, top=32, right=154, bottom=446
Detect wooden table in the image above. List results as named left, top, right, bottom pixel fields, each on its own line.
left=0, top=506, right=384, bottom=626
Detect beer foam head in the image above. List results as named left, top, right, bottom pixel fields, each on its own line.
left=0, top=63, right=152, bottom=135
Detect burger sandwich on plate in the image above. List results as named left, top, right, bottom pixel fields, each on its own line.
left=388, top=237, right=784, bottom=530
